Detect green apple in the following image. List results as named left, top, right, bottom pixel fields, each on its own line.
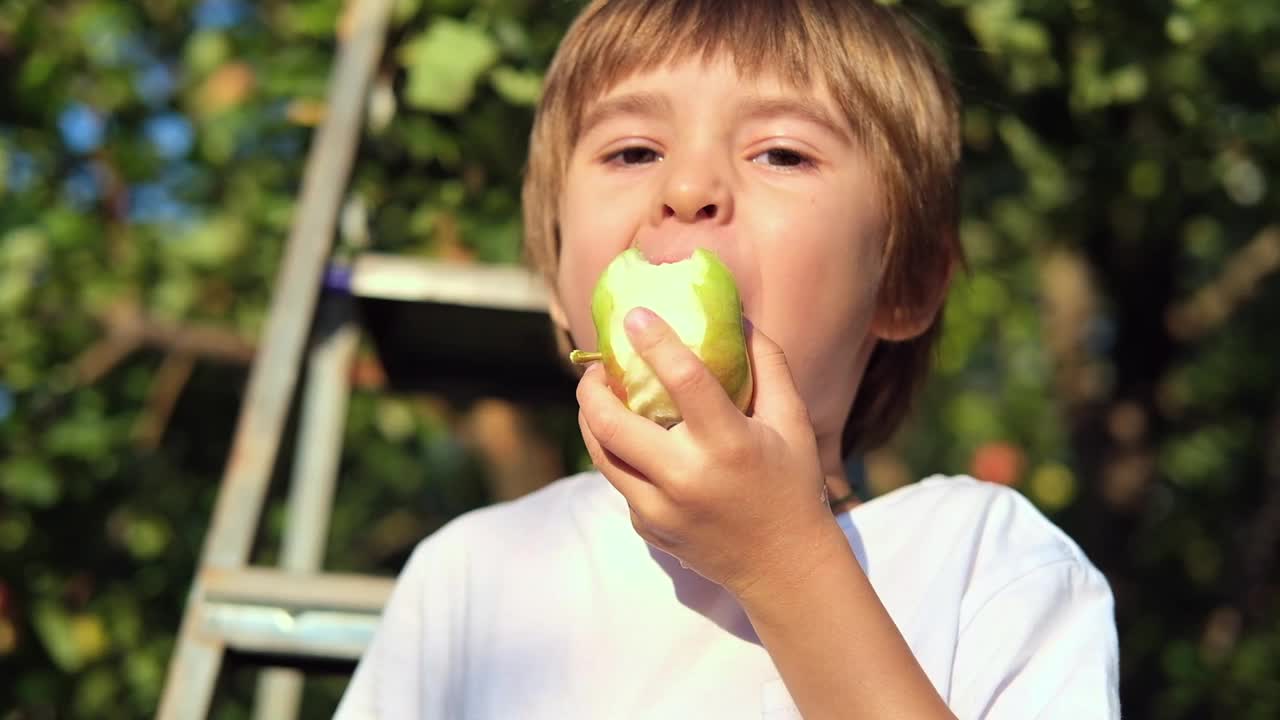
left=570, top=248, right=753, bottom=427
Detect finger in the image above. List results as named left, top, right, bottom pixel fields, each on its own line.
left=622, top=306, right=748, bottom=440
left=576, top=362, right=671, bottom=480
left=743, top=320, right=811, bottom=429
left=578, top=409, right=664, bottom=513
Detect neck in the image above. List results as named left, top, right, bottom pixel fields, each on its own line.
left=816, top=335, right=880, bottom=514
left=818, top=429, right=860, bottom=513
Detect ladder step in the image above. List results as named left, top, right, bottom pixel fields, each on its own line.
left=330, top=253, right=550, bottom=311
left=198, top=567, right=394, bottom=661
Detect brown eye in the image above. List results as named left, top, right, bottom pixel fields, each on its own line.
left=610, top=147, right=660, bottom=165
left=752, top=148, right=812, bottom=168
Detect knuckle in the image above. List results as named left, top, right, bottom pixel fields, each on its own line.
left=591, top=411, right=621, bottom=448
left=665, top=359, right=708, bottom=396
left=579, top=390, right=623, bottom=448
left=664, top=471, right=709, bottom=508
left=664, top=474, right=693, bottom=504
left=716, top=436, right=755, bottom=467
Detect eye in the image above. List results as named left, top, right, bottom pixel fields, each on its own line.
left=605, top=146, right=662, bottom=166
left=751, top=148, right=813, bottom=169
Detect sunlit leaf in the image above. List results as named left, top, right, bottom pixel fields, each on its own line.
left=32, top=603, right=88, bottom=671
left=167, top=215, right=246, bottom=268
left=399, top=19, right=500, bottom=113
left=489, top=66, right=543, bottom=106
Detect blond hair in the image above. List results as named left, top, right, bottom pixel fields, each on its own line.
left=522, top=0, right=963, bottom=456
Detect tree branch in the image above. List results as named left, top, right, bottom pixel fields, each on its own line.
left=133, top=351, right=197, bottom=450
left=1167, top=227, right=1280, bottom=342
left=74, top=300, right=386, bottom=388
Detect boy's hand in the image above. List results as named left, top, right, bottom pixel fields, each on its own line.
left=577, top=306, right=836, bottom=599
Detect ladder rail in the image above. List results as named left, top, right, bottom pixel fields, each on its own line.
left=254, top=296, right=362, bottom=719
left=199, top=0, right=391, bottom=575
left=155, top=0, right=395, bottom=716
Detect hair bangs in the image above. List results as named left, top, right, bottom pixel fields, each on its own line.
left=560, top=0, right=827, bottom=142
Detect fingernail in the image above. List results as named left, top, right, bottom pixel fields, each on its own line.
left=625, top=307, right=657, bottom=335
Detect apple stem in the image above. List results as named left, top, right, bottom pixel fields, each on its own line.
left=569, top=350, right=602, bottom=365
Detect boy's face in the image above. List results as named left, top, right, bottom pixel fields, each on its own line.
left=552, top=56, right=891, bottom=450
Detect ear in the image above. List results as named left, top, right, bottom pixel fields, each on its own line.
left=870, top=255, right=956, bottom=342
left=547, top=291, right=571, bottom=335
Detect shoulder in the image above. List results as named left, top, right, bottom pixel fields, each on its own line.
left=889, top=480, right=1122, bottom=716
left=444, top=469, right=604, bottom=540
left=870, top=474, right=1093, bottom=567
left=399, top=471, right=607, bottom=577
left=856, top=475, right=1111, bottom=624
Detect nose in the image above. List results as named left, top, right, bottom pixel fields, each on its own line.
left=652, top=154, right=734, bottom=226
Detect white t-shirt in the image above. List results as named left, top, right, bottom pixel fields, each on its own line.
left=335, top=471, right=1120, bottom=719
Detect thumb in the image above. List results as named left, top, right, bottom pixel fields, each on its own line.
left=744, top=320, right=810, bottom=428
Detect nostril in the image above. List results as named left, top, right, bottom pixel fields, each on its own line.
left=663, top=203, right=719, bottom=221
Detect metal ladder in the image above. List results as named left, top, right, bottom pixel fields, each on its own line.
left=154, top=0, right=568, bottom=715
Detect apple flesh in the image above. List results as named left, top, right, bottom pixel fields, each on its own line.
left=570, top=248, right=753, bottom=428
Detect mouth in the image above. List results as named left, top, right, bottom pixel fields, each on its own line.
left=638, top=246, right=695, bottom=265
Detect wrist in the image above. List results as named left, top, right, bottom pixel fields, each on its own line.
left=731, top=517, right=854, bottom=618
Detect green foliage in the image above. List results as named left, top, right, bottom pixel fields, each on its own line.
left=400, top=19, right=501, bottom=113
left=1, top=0, right=1278, bottom=718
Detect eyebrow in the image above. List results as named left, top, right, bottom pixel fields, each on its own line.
left=576, top=91, right=851, bottom=145
left=736, top=96, right=852, bottom=144
left=578, top=91, right=674, bottom=139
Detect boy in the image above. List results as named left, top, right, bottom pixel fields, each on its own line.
left=337, top=1, right=1120, bottom=718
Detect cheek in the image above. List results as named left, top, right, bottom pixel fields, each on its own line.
left=748, top=193, right=883, bottom=427
left=555, top=177, right=641, bottom=350
left=555, top=247, right=603, bottom=352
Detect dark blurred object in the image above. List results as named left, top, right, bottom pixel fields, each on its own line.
left=332, top=254, right=576, bottom=405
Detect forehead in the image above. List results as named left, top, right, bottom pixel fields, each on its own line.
left=570, top=53, right=837, bottom=139
left=575, top=57, right=851, bottom=144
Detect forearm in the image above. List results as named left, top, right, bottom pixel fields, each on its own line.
left=738, top=522, right=957, bottom=720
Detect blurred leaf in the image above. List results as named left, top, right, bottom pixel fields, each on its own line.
left=46, top=408, right=116, bottom=462
left=0, top=226, right=48, bottom=299
left=399, top=19, right=500, bottom=113
left=0, top=512, right=32, bottom=552
left=74, top=666, right=120, bottom=717
left=166, top=215, right=246, bottom=268
left=1028, top=463, right=1077, bottom=511
left=276, top=0, right=345, bottom=39
left=184, top=32, right=232, bottom=77
left=0, top=457, right=60, bottom=507
left=489, top=66, right=542, bottom=106
left=32, top=603, right=108, bottom=672
left=393, top=0, right=425, bottom=27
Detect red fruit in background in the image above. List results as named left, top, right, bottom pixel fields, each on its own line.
left=971, top=442, right=1026, bottom=486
